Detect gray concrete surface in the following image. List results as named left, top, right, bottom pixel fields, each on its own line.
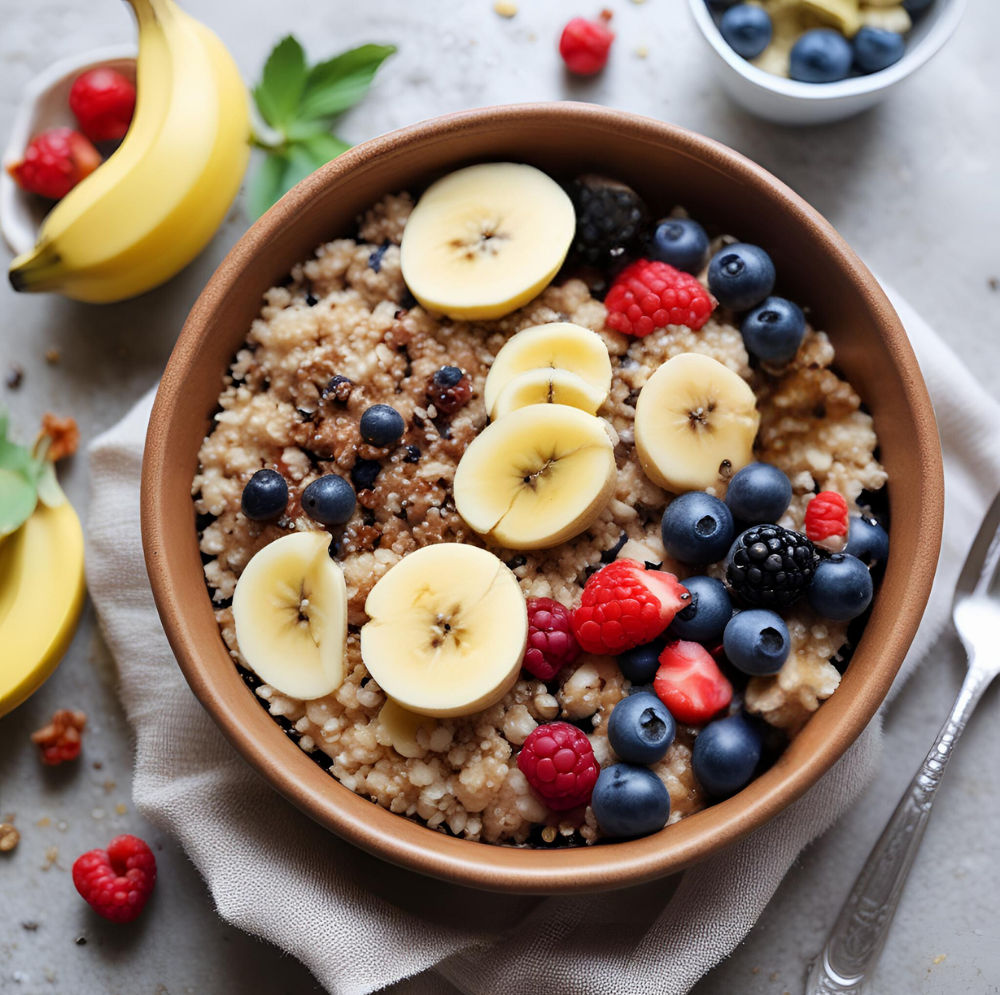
left=1, top=1, right=998, bottom=993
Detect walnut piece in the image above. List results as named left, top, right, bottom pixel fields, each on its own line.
left=0, top=823, right=20, bottom=852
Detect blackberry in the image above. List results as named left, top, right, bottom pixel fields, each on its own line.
left=725, top=524, right=819, bottom=608
left=569, top=174, right=647, bottom=266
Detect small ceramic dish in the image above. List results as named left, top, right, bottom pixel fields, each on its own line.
left=0, top=45, right=136, bottom=257
left=141, top=104, right=943, bottom=893
left=687, top=0, right=966, bottom=125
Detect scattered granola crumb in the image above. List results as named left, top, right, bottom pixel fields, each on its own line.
left=39, top=413, right=80, bottom=461
left=32, top=709, right=87, bottom=765
left=6, top=363, right=24, bottom=389
left=22, top=921, right=39, bottom=931
left=751, top=966, right=761, bottom=975
left=41, top=845, right=59, bottom=870
left=932, top=954, right=947, bottom=965
left=636, top=45, right=649, bottom=58
left=45, top=347, right=61, bottom=364
left=115, top=803, right=127, bottom=816
left=541, top=826, right=557, bottom=843
left=36, top=816, right=51, bottom=828
left=0, top=823, right=20, bottom=852
left=988, top=277, right=998, bottom=291
left=493, top=0, right=518, bottom=16
left=769, top=971, right=780, bottom=982
left=92, top=761, right=103, bottom=770
left=102, top=780, right=117, bottom=793
left=75, top=936, right=87, bottom=946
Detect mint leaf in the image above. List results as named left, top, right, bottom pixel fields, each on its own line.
left=253, top=36, right=307, bottom=129
left=247, top=152, right=290, bottom=220
left=299, top=44, right=397, bottom=121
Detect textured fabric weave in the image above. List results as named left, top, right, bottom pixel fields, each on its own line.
left=86, top=289, right=1000, bottom=995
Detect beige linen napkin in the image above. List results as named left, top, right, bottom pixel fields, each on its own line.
left=86, top=289, right=1000, bottom=995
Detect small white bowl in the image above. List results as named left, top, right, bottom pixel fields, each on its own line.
left=687, top=0, right=966, bottom=125
left=1, top=45, right=136, bottom=257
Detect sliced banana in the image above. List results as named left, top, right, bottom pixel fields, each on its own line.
left=797, top=0, right=863, bottom=35
left=634, top=353, right=760, bottom=494
left=378, top=698, right=437, bottom=759
left=859, top=4, right=911, bottom=31
left=399, top=163, right=575, bottom=321
left=484, top=322, right=612, bottom=418
left=361, top=544, right=527, bottom=717
left=233, top=531, right=347, bottom=700
left=454, top=403, right=617, bottom=550
left=492, top=367, right=607, bottom=419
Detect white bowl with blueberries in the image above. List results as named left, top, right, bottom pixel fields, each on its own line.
left=688, top=0, right=967, bottom=124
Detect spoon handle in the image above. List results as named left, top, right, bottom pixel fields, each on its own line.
left=805, top=661, right=993, bottom=994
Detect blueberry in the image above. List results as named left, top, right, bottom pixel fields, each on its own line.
left=853, top=26, right=905, bottom=73
left=360, top=404, right=405, bottom=447
left=607, top=692, right=676, bottom=765
left=724, top=462, right=792, bottom=525
left=692, top=712, right=763, bottom=798
left=617, top=639, right=666, bottom=684
left=723, top=609, right=790, bottom=675
left=902, top=0, right=933, bottom=11
left=301, top=474, right=356, bottom=526
left=741, top=297, right=806, bottom=364
left=807, top=553, right=873, bottom=621
left=403, top=444, right=421, bottom=463
left=661, top=491, right=735, bottom=564
left=789, top=29, right=854, bottom=83
left=648, top=217, right=710, bottom=274
left=350, top=458, right=381, bottom=491
left=720, top=4, right=773, bottom=59
left=707, top=243, right=776, bottom=311
left=590, top=763, right=671, bottom=838
left=433, top=366, right=464, bottom=387
left=844, top=515, right=889, bottom=573
left=241, top=469, right=288, bottom=522
left=669, top=576, right=733, bottom=643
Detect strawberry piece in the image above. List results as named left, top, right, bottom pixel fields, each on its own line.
left=69, top=67, right=136, bottom=143
left=804, top=491, right=850, bottom=552
left=572, top=559, right=690, bottom=656
left=72, top=835, right=157, bottom=924
left=654, top=640, right=733, bottom=725
left=7, top=128, right=101, bottom=200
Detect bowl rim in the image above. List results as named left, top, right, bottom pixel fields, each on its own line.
left=141, top=102, right=944, bottom=893
left=686, top=0, right=967, bottom=102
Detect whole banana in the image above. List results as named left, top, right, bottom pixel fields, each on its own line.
left=0, top=498, right=85, bottom=717
left=8, top=0, right=250, bottom=303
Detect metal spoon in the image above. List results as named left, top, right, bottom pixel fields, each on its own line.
left=807, top=490, right=1000, bottom=994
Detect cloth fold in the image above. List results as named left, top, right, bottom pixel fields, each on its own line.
left=86, top=288, right=1000, bottom=995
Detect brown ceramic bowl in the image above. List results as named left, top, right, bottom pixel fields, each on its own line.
left=141, top=103, right=943, bottom=894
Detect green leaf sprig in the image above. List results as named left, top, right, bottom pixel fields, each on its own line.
left=248, top=36, right=396, bottom=220
left=0, top=411, right=64, bottom=539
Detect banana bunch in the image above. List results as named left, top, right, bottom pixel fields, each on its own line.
left=753, top=0, right=911, bottom=76
left=0, top=415, right=85, bottom=717
left=455, top=322, right=618, bottom=550
left=8, top=0, right=250, bottom=303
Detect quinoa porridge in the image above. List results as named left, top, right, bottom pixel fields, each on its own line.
left=193, top=170, right=887, bottom=846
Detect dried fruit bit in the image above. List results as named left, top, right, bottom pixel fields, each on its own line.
left=494, top=0, right=518, bottom=16
left=427, top=366, right=472, bottom=415
left=45, top=348, right=61, bottom=364
left=40, top=414, right=80, bottom=462
left=6, top=128, right=101, bottom=201
left=559, top=10, right=615, bottom=76
left=31, top=709, right=87, bottom=765
left=0, top=823, right=20, bottom=852
left=6, top=364, right=24, bottom=389
left=72, top=834, right=157, bottom=924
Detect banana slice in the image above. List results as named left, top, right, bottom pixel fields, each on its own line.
left=634, top=353, right=760, bottom=494
left=492, top=367, right=607, bottom=419
left=233, top=531, right=347, bottom=700
left=454, top=403, right=617, bottom=550
left=361, top=544, right=527, bottom=717
left=484, top=322, right=612, bottom=418
left=797, top=0, right=863, bottom=36
left=377, top=698, right=437, bottom=758
left=859, top=4, right=911, bottom=31
left=399, top=163, right=575, bottom=321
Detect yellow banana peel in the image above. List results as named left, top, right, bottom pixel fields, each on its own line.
left=8, top=0, right=250, bottom=303
left=0, top=497, right=86, bottom=718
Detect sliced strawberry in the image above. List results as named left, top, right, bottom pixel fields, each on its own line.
left=654, top=640, right=733, bottom=725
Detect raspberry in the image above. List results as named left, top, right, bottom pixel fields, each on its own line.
left=604, top=259, right=717, bottom=336
left=69, top=67, right=136, bottom=143
left=559, top=11, right=615, bottom=76
left=572, top=559, right=690, bottom=656
left=72, top=835, right=157, bottom=924
left=654, top=641, right=733, bottom=725
left=31, top=709, right=86, bottom=765
left=524, top=597, right=580, bottom=680
left=804, top=491, right=850, bottom=552
left=427, top=366, right=472, bottom=415
left=517, top=721, right=599, bottom=810
left=6, top=128, right=101, bottom=200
